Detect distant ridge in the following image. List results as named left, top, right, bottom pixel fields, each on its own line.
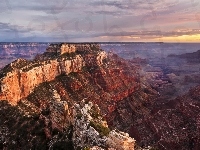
left=168, top=49, right=200, bottom=63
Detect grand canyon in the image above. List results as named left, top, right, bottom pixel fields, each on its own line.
left=0, top=42, right=200, bottom=150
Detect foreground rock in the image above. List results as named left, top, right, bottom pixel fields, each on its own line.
left=72, top=100, right=135, bottom=150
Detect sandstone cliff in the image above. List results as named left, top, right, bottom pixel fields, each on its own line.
left=0, top=43, right=154, bottom=149
left=0, top=44, right=106, bottom=105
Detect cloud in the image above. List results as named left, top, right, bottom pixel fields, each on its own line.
left=90, top=29, right=200, bottom=39
left=90, top=1, right=129, bottom=9
left=0, top=22, right=30, bottom=33
left=0, top=0, right=200, bottom=42
left=0, top=22, right=23, bottom=42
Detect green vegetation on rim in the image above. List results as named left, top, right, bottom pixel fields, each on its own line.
left=89, top=121, right=110, bottom=137
left=76, top=113, right=82, bottom=119
left=89, top=105, right=100, bottom=119
left=83, top=147, right=90, bottom=150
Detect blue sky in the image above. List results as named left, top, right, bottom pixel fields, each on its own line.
left=0, top=0, right=200, bottom=42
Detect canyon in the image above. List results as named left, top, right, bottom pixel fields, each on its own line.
left=0, top=43, right=139, bottom=150
left=0, top=43, right=48, bottom=70
left=0, top=44, right=106, bottom=105
left=0, top=43, right=200, bottom=149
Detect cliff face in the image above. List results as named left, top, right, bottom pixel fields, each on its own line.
left=23, top=52, right=139, bottom=119
left=0, top=44, right=106, bottom=105
left=0, top=55, right=85, bottom=105
left=0, top=43, right=142, bottom=149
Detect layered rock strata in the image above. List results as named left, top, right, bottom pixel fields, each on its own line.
left=0, top=44, right=106, bottom=105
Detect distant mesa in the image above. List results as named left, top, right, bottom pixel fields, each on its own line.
left=168, top=49, right=200, bottom=63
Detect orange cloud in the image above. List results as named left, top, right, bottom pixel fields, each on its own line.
left=157, top=34, right=200, bottom=43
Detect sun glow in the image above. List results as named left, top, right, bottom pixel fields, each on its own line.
left=155, top=34, right=200, bottom=43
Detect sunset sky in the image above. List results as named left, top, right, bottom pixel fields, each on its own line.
left=0, top=0, right=200, bottom=42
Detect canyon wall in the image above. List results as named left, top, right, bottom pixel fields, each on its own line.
left=61, top=44, right=76, bottom=54
left=0, top=48, right=107, bottom=105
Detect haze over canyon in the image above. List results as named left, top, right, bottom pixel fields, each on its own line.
left=0, top=42, right=200, bottom=150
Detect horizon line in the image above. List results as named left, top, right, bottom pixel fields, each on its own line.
left=1, top=42, right=200, bottom=44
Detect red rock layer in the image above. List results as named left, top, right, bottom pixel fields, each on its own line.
left=0, top=51, right=107, bottom=105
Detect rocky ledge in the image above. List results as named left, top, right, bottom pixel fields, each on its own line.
left=0, top=43, right=141, bottom=149
left=0, top=44, right=107, bottom=105
left=72, top=100, right=136, bottom=150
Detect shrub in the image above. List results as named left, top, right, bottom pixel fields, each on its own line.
left=89, top=106, right=99, bottom=119
left=150, top=147, right=159, bottom=150
left=60, top=52, right=77, bottom=60
left=82, top=66, right=89, bottom=72
left=68, top=72, right=78, bottom=78
left=76, top=113, right=82, bottom=119
left=22, top=62, right=42, bottom=72
left=89, top=121, right=110, bottom=137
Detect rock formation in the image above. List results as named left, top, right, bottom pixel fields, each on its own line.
left=61, top=44, right=76, bottom=54
left=0, top=44, right=106, bottom=105
left=168, top=49, right=200, bottom=63
left=107, top=130, right=135, bottom=150
left=72, top=100, right=136, bottom=150
left=0, top=43, right=139, bottom=149
left=1, top=43, right=199, bottom=149
left=46, top=43, right=101, bottom=55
